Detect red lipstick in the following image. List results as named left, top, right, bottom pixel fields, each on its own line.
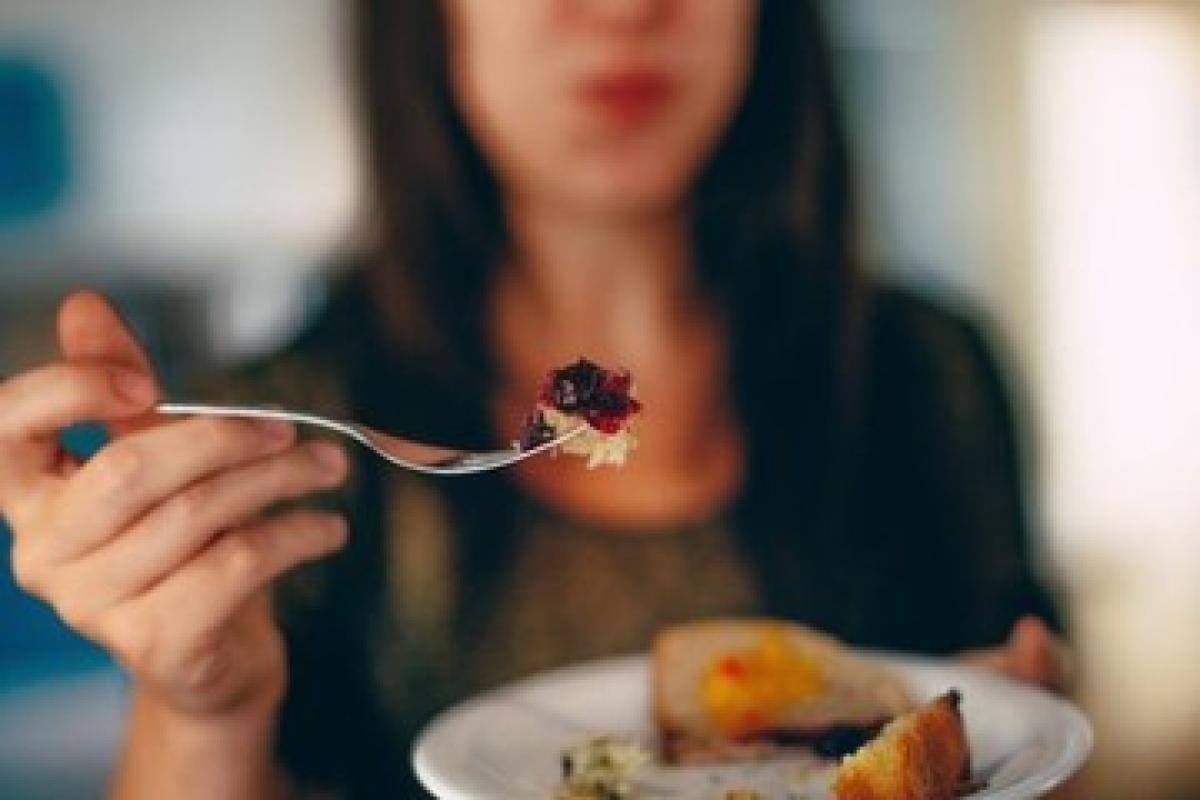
left=580, top=70, right=672, bottom=124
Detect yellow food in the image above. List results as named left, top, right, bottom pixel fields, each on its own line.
left=701, top=628, right=827, bottom=737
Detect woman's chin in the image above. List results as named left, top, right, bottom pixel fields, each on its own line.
left=550, top=177, right=693, bottom=220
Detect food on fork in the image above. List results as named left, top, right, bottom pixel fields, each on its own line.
left=518, top=358, right=642, bottom=467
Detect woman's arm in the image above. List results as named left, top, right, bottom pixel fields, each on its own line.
left=881, top=288, right=1072, bottom=685
left=0, top=292, right=347, bottom=800
left=111, top=689, right=294, bottom=800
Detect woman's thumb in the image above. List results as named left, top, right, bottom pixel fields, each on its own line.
left=57, top=291, right=160, bottom=434
left=57, top=290, right=155, bottom=373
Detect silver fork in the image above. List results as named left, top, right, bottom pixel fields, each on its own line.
left=156, top=402, right=584, bottom=476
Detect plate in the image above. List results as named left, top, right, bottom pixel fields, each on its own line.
left=413, top=653, right=1092, bottom=799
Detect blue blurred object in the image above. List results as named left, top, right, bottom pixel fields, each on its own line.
left=0, top=547, right=111, bottom=674
left=0, top=56, right=71, bottom=225
left=0, top=666, right=126, bottom=799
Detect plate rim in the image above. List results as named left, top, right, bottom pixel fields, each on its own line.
left=413, top=651, right=1093, bottom=800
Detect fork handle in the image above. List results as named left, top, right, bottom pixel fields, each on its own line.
left=156, top=402, right=366, bottom=444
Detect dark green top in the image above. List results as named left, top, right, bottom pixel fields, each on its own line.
left=204, top=274, right=1061, bottom=799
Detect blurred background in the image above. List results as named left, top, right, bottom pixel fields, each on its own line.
left=1, top=1, right=1197, bottom=797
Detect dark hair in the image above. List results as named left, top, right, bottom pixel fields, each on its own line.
left=277, top=11, right=868, bottom=785
left=352, top=0, right=864, bottom=612
left=357, top=1, right=858, bottom=358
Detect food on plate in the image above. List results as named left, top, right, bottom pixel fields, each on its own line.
left=653, top=620, right=912, bottom=765
left=554, top=735, right=650, bottom=800
left=518, top=358, right=642, bottom=467
left=651, top=619, right=972, bottom=799
left=545, top=620, right=973, bottom=800
left=832, top=690, right=969, bottom=800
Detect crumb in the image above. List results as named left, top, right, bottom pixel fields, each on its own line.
left=555, top=736, right=650, bottom=800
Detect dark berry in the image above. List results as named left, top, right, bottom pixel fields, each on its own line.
left=543, top=358, right=604, bottom=412
left=535, top=358, right=641, bottom=434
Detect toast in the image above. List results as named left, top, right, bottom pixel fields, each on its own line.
left=652, top=620, right=912, bottom=765
left=833, top=690, right=970, bottom=800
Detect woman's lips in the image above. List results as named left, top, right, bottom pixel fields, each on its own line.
left=579, top=70, right=673, bottom=124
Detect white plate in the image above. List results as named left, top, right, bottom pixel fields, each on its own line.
left=414, top=653, right=1092, bottom=800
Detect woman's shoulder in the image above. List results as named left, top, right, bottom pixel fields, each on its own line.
left=856, top=280, right=1031, bottom=505
left=856, top=280, right=1032, bottom=486
left=862, top=281, right=1018, bottom=409
left=865, top=282, right=998, bottom=367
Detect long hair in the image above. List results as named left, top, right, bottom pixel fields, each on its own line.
left=357, top=1, right=858, bottom=357
left=352, top=0, right=864, bottom=617
left=276, top=7, right=868, bottom=789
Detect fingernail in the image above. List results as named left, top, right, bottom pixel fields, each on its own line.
left=310, top=441, right=347, bottom=478
left=113, top=371, right=155, bottom=405
left=254, top=419, right=294, bottom=443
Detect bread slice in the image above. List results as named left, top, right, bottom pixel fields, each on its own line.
left=652, top=620, right=911, bottom=765
left=833, top=690, right=970, bottom=800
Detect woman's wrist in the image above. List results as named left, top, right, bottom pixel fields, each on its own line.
left=111, top=687, right=291, bottom=800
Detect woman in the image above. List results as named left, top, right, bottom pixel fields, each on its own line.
left=0, top=1, right=1068, bottom=797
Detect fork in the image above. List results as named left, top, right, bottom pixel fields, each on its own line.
left=156, top=402, right=585, bottom=476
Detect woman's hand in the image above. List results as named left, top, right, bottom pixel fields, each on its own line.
left=960, top=616, right=1074, bottom=691
left=0, top=291, right=349, bottom=723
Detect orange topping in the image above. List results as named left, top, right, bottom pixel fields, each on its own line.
left=718, top=656, right=748, bottom=681
left=701, top=630, right=827, bottom=738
